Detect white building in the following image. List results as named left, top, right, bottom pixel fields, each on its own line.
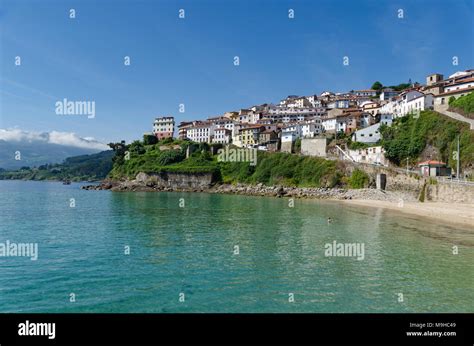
left=306, top=95, right=322, bottom=108
left=444, top=78, right=474, bottom=93
left=348, top=146, right=388, bottom=166
left=351, top=123, right=381, bottom=144
left=186, top=123, right=214, bottom=143
left=265, top=106, right=325, bottom=123
left=287, top=97, right=311, bottom=108
left=153, top=116, right=175, bottom=140
left=208, top=116, right=235, bottom=132
left=380, top=113, right=393, bottom=126
left=327, top=99, right=350, bottom=109
left=379, top=88, right=398, bottom=101
left=281, top=124, right=302, bottom=143
left=393, top=90, right=425, bottom=117
left=380, top=100, right=395, bottom=115
left=321, top=116, right=337, bottom=133
left=212, top=128, right=232, bottom=144
left=300, top=119, right=323, bottom=138
left=402, top=93, right=434, bottom=116
left=352, top=89, right=377, bottom=97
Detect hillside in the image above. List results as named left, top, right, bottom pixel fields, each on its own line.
left=449, top=91, right=474, bottom=119
left=108, top=140, right=357, bottom=188
left=0, top=150, right=114, bottom=181
left=380, top=110, right=474, bottom=172
left=0, top=140, right=102, bottom=170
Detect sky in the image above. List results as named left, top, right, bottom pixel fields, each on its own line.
left=0, top=0, right=473, bottom=145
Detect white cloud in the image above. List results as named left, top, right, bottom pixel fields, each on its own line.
left=0, top=128, right=109, bottom=151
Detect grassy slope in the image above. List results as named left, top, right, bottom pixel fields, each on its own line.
left=449, top=91, right=474, bottom=119
left=380, top=110, right=474, bottom=170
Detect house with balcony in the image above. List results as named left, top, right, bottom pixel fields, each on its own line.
left=153, top=116, right=175, bottom=140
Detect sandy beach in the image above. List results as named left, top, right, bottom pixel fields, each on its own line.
left=341, top=199, right=474, bottom=229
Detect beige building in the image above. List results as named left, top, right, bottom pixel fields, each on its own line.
left=426, top=73, right=443, bottom=86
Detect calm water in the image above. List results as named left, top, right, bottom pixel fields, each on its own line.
left=0, top=180, right=473, bottom=313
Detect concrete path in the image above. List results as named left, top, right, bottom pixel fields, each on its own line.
left=434, top=104, right=474, bottom=130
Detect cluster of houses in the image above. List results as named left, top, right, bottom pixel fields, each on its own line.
left=149, top=70, right=473, bottom=170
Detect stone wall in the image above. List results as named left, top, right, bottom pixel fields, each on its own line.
left=425, top=182, right=474, bottom=203
left=301, top=138, right=327, bottom=157
left=281, top=141, right=293, bottom=153
left=346, top=162, right=474, bottom=203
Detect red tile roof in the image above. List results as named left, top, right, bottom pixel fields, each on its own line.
left=418, top=160, right=446, bottom=166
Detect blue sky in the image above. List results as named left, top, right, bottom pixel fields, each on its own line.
left=1, top=0, right=473, bottom=144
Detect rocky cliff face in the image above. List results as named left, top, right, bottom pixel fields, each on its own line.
left=83, top=172, right=217, bottom=192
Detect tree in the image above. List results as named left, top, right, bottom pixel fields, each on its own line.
left=371, top=81, right=383, bottom=91
left=143, top=134, right=158, bottom=145
left=108, top=141, right=128, bottom=164
left=129, top=140, right=145, bottom=155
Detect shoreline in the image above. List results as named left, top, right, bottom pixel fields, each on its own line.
left=4, top=179, right=471, bottom=229
left=339, top=199, right=474, bottom=229
left=81, top=179, right=474, bottom=228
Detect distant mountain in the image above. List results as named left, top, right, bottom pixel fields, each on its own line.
left=0, top=129, right=110, bottom=170
left=0, top=150, right=115, bottom=181
left=0, top=140, right=104, bottom=170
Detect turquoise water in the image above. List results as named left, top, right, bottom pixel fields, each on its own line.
left=0, top=180, right=473, bottom=313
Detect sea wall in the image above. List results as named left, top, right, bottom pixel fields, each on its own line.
left=425, top=182, right=474, bottom=203
left=346, top=162, right=474, bottom=203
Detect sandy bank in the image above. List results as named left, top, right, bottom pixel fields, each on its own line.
left=340, top=199, right=474, bottom=228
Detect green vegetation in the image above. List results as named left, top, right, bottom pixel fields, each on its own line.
left=428, top=177, right=438, bottom=185
left=388, top=83, right=412, bottom=92
left=107, top=139, right=218, bottom=179
left=419, top=182, right=426, bottom=202
left=143, top=134, right=158, bottom=145
left=294, top=138, right=301, bottom=153
left=108, top=139, right=344, bottom=188
left=371, top=81, right=383, bottom=91
left=380, top=110, right=474, bottom=169
left=220, top=152, right=341, bottom=187
left=369, top=81, right=412, bottom=92
left=348, top=141, right=369, bottom=150
left=0, top=150, right=114, bottom=181
left=449, top=92, right=474, bottom=118
left=347, top=169, right=369, bottom=189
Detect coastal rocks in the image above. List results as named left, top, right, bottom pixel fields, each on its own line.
left=82, top=172, right=217, bottom=192
left=209, top=183, right=417, bottom=202
left=81, top=172, right=418, bottom=203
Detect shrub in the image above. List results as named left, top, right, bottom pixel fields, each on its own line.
left=143, top=134, right=158, bottom=145
left=349, top=169, right=369, bottom=189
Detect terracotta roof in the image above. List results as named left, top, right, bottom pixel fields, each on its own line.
left=437, top=86, right=474, bottom=97
left=417, top=160, right=446, bottom=166
left=240, top=125, right=264, bottom=130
